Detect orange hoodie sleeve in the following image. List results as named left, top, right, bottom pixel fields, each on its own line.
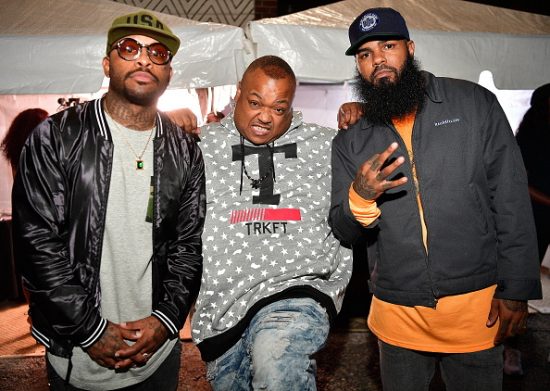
left=349, top=184, right=381, bottom=227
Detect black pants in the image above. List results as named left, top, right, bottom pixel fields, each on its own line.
left=46, top=341, right=181, bottom=391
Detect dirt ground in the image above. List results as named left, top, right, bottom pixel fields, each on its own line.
left=1, top=315, right=550, bottom=391
left=2, top=332, right=377, bottom=391
left=2, top=267, right=550, bottom=391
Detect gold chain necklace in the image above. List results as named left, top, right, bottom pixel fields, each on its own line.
left=110, top=119, right=155, bottom=170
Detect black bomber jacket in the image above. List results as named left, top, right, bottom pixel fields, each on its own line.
left=12, top=98, right=206, bottom=357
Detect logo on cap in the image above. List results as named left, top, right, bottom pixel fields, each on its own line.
left=360, top=13, right=379, bottom=32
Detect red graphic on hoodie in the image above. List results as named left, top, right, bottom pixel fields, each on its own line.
left=230, top=208, right=302, bottom=224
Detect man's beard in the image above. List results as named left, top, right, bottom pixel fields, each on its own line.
left=353, top=55, right=425, bottom=124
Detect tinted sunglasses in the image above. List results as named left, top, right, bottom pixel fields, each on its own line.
left=111, top=37, right=173, bottom=65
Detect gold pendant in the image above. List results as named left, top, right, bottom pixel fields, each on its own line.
left=136, top=159, right=144, bottom=170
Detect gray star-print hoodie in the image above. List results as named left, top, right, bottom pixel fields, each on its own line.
left=191, top=111, right=353, bottom=361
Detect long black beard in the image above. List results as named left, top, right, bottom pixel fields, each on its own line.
left=353, top=55, right=425, bottom=124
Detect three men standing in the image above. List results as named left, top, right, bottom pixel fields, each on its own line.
left=11, top=6, right=542, bottom=391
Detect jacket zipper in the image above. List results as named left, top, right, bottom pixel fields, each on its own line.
left=390, top=122, right=439, bottom=307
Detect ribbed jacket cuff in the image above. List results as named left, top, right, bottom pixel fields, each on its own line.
left=31, top=326, right=51, bottom=349
left=80, top=318, right=107, bottom=349
left=152, top=310, right=178, bottom=336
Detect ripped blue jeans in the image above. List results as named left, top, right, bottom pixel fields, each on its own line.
left=206, top=297, right=330, bottom=391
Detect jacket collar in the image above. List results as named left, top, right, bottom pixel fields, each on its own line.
left=423, top=71, right=443, bottom=104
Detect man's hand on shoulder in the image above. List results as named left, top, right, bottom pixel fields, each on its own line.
left=166, top=108, right=200, bottom=135
left=337, top=102, right=364, bottom=130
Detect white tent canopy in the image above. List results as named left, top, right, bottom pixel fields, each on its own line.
left=0, top=0, right=249, bottom=94
left=247, top=0, right=550, bottom=89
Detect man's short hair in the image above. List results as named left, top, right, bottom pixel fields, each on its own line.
left=243, top=56, right=296, bottom=85
left=530, top=83, right=550, bottom=107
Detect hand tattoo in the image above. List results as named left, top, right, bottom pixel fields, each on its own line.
left=353, top=175, right=378, bottom=200
left=86, top=322, right=128, bottom=368
left=370, top=160, right=382, bottom=172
